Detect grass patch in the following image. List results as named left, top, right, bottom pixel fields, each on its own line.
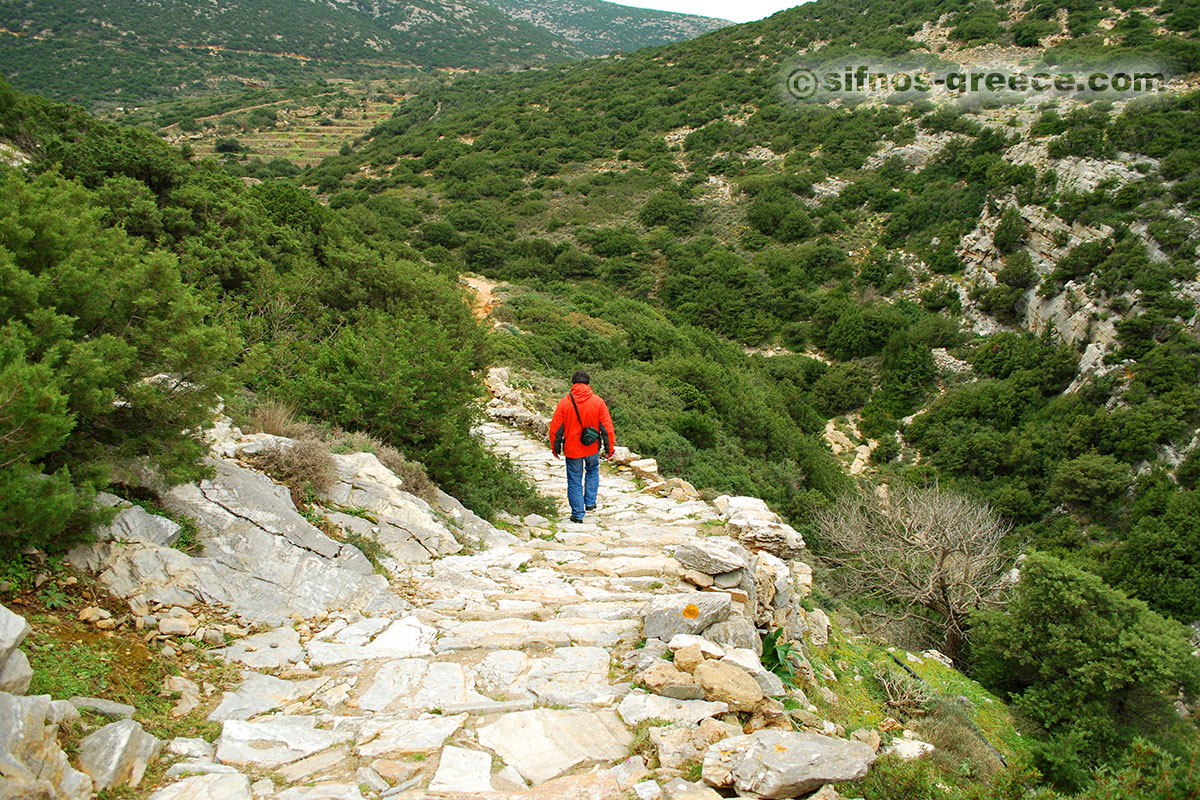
left=628, top=718, right=673, bottom=766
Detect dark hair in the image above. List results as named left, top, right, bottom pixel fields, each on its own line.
left=571, top=370, right=590, bottom=385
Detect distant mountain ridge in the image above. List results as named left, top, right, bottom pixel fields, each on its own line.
left=0, top=0, right=729, bottom=108
left=480, top=0, right=732, bottom=55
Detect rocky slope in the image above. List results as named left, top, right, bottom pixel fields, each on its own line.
left=0, top=371, right=1004, bottom=800
left=480, top=0, right=730, bottom=55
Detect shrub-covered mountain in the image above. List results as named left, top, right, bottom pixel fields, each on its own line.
left=0, top=0, right=730, bottom=109
left=298, top=0, right=1200, bottom=791
left=4, top=0, right=1200, bottom=794
left=0, top=0, right=585, bottom=108
left=480, top=0, right=731, bottom=55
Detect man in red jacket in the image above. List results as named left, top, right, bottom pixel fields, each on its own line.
left=549, top=371, right=615, bottom=523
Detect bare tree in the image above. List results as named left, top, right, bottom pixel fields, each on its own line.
left=814, top=484, right=1015, bottom=661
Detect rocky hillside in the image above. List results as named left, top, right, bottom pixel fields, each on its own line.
left=480, top=0, right=731, bottom=55
left=0, top=0, right=583, bottom=108
left=0, top=372, right=1020, bottom=800
left=0, top=0, right=729, bottom=109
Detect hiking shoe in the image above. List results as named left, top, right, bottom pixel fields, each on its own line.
left=570, top=516, right=584, bottom=524
left=585, top=505, right=596, bottom=512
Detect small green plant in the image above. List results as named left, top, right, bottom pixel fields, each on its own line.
left=0, top=556, right=35, bottom=593
left=37, top=585, right=71, bottom=610
left=761, top=628, right=799, bottom=686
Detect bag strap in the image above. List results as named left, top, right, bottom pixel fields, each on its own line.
left=568, top=393, right=585, bottom=426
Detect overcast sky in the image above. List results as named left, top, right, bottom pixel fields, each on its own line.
left=606, top=0, right=805, bottom=24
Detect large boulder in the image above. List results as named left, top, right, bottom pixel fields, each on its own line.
left=713, top=496, right=805, bottom=560
left=672, top=538, right=749, bottom=576
left=692, top=661, right=763, bottom=712
left=78, top=719, right=163, bottom=791
left=0, top=692, right=92, bottom=800
left=322, top=453, right=462, bottom=558
left=94, top=493, right=181, bottom=546
left=69, top=460, right=405, bottom=625
left=644, top=594, right=731, bottom=641
left=0, top=604, right=32, bottom=696
left=702, top=731, right=876, bottom=798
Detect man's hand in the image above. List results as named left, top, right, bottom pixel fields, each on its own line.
left=553, top=452, right=561, bottom=459
left=602, top=451, right=613, bottom=461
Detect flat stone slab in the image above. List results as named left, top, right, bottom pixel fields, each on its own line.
left=306, top=616, right=436, bottom=665
left=351, top=713, right=467, bottom=758
left=617, top=690, right=728, bottom=726
left=218, top=627, right=305, bottom=670
left=274, top=783, right=364, bottom=800
left=526, top=647, right=617, bottom=707
left=477, top=708, right=632, bottom=785
left=672, top=539, right=747, bottom=575
left=208, top=672, right=327, bottom=722
left=69, top=696, right=136, bottom=720
left=216, top=716, right=353, bottom=766
left=148, top=773, right=252, bottom=800
left=429, top=746, right=494, bottom=793
left=436, top=618, right=639, bottom=651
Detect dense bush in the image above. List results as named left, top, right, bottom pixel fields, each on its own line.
left=969, top=553, right=1200, bottom=791
left=0, top=168, right=234, bottom=554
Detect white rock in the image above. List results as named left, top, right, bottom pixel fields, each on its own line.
left=78, top=719, right=163, bottom=791
left=148, top=773, right=252, bottom=800
left=667, top=635, right=726, bottom=658
left=218, top=627, right=305, bottom=669
left=671, top=538, right=748, bottom=575
left=167, top=737, right=215, bottom=759
left=807, top=609, right=831, bottom=647
left=216, top=716, right=352, bottom=766
left=273, top=783, right=364, bottom=800
left=643, top=594, right=731, bottom=640
left=888, top=737, right=936, bottom=759
left=634, top=780, right=664, bottom=800
left=702, top=731, right=875, bottom=798
left=0, top=603, right=32, bottom=695
left=306, top=616, right=436, bottom=665
left=0, top=692, right=92, bottom=800
left=352, top=713, right=466, bottom=758
left=526, top=646, right=615, bottom=706
left=0, top=648, right=32, bottom=695
left=617, top=690, right=728, bottom=726
left=429, top=746, right=494, bottom=792
left=477, top=708, right=632, bottom=784
left=208, top=672, right=325, bottom=721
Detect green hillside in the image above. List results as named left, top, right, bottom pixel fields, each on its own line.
left=0, top=0, right=584, bottom=108
left=2, top=0, right=1200, bottom=795
left=296, top=0, right=1200, bottom=790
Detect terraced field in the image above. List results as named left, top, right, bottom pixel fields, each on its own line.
left=164, top=91, right=408, bottom=168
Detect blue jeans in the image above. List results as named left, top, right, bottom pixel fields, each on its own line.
left=565, top=452, right=600, bottom=520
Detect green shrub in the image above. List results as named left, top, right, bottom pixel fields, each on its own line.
left=993, top=206, right=1026, bottom=253
left=0, top=170, right=234, bottom=555
left=1048, top=454, right=1131, bottom=519
left=1105, top=490, right=1200, bottom=621
left=969, top=553, right=1200, bottom=791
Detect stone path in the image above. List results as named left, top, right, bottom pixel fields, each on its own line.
left=152, top=417, right=778, bottom=799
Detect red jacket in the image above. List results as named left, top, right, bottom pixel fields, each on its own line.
left=549, top=383, right=615, bottom=459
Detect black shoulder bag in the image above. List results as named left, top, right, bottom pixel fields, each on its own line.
left=569, top=394, right=602, bottom=446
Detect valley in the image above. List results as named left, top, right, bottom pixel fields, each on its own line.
left=1, top=0, right=1199, bottom=798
